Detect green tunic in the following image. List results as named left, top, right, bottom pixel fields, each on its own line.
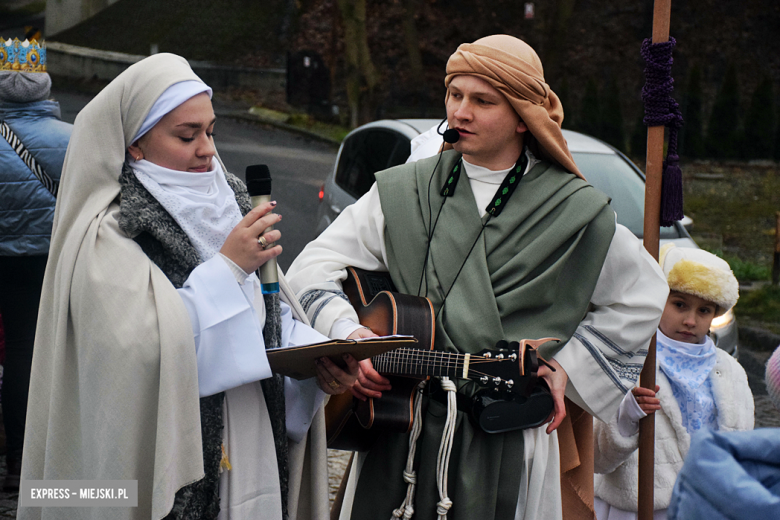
left=350, top=151, right=616, bottom=520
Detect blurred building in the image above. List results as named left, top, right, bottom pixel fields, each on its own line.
left=45, top=0, right=121, bottom=36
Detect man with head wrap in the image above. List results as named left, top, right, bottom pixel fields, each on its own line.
left=287, top=35, right=668, bottom=520
left=0, top=38, right=72, bottom=491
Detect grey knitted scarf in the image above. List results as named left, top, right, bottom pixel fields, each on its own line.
left=117, top=162, right=289, bottom=519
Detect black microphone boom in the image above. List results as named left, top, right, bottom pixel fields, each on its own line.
left=245, top=164, right=279, bottom=294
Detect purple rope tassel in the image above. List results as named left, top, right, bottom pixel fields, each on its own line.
left=641, top=37, right=684, bottom=227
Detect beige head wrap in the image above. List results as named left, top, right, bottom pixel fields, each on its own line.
left=445, top=34, right=583, bottom=179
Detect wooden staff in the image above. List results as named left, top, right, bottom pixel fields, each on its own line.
left=639, top=1, right=673, bottom=519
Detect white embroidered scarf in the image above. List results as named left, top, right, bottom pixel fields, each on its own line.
left=657, top=329, right=718, bottom=433
left=131, top=157, right=243, bottom=262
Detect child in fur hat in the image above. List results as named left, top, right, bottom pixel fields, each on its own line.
left=593, top=243, right=754, bottom=520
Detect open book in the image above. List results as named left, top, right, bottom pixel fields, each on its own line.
left=267, top=335, right=417, bottom=380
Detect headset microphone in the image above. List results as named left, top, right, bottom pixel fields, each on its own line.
left=245, top=164, right=279, bottom=294
left=442, top=128, right=460, bottom=144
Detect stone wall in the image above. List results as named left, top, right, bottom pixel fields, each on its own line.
left=45, top=0, right=121, bottom=37
left=46, top=42, right=286, bottom=94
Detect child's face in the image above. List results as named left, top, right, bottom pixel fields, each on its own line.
left=659, top=291, right=718, bottom=344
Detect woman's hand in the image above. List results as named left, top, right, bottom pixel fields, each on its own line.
left=220, top=201, right=282, bottom=274
left=632, top=385, right=661, bottom=415
left=315, top=354, right=360, bottom=395
left=537, top=358, right=568, bottom=434
left=347, top=327, right=392, bottom=401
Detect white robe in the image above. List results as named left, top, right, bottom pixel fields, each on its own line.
left=179, top=255, right=328, bottom=518
left=286, top=153, right=669, bottom=520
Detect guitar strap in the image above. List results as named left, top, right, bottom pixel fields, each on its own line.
left=420, top=151, right=529, bottom=318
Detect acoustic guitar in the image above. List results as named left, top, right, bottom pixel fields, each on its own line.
left=325, top=267, right=556, bottom=452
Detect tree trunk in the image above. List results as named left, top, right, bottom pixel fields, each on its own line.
left=401, top=0, right=424, bottom=105
left=337, top=0, right=379, bottom=127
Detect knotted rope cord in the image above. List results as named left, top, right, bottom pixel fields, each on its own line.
left=641, top=37, right=685, bottom=227
left=435, top=377, right=458, bottom=519
left=392, top=380, right=428, bottom=520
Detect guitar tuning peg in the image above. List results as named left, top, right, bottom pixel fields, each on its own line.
left=496, top=353, right=505, bottom=360
left=508, top=341, right=520, bottom=351
left=495, top=340, right=508, bottom=350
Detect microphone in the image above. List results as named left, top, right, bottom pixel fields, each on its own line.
left=245, top=164, right=279, bottom=294
left=442, top=128, right=460, bottom=144
left=436, top=118, right=460, bottom=144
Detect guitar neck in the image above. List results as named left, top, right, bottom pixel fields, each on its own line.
left=373, top=347, right=471, bottom=379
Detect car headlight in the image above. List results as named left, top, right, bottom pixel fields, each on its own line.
left=711, top=309, right=735, bottom=330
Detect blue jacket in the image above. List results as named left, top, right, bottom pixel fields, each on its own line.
left=0, top=100, right=72, bottom=256
left=669, top=428, right=780, bottom=520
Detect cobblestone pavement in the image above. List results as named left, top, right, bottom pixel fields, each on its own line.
left=2, top=345, right=778, bottom=518
left=328, top=450, right=353, bottom=504
left=0, top=458, right=16, bottom=519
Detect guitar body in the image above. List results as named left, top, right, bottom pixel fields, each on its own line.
left=324, top=267, right=555, bottom=451
left=325, top=268, right=435, bottom=451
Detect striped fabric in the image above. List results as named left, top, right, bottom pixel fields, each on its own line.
left=1, top=120, right=58, bottom=197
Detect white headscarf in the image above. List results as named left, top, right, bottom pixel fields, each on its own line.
left=132, top=80, right=212, bottom=142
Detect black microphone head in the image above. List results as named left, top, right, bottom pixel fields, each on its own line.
left=246, top=164, right=271, bottom=196
left=442, top=128, right=460, bottom=144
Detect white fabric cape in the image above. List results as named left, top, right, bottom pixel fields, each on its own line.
left=19, top=53, right=328, bottom=520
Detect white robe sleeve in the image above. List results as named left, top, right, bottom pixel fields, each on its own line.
left=616, top=388, right=648, bottom=437
left=180, top=256, right=329, bottom=441
left=286, top=183, right=388, bottom=338
left=553, top=224, right=669, bottom=423
left=178, top=255, right=273, bottom=397
left=280, top=301, right=330, bottom=442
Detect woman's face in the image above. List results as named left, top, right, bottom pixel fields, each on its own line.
left=128, top=92, right=216, bottom=172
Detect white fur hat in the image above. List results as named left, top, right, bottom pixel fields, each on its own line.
left=659, top=243, right=739, bottom=316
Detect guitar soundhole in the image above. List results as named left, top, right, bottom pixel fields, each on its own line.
left=366, top=274, right=395, bottom=298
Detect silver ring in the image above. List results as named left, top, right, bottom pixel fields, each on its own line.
left=257, top=235, right=268, bottom=249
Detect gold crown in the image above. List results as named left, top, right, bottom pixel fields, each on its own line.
left=0, top=38, right=47, bottom=73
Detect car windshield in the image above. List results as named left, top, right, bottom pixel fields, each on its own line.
left=572, top=152, right=681, bottom=239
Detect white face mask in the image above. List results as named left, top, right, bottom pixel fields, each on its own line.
left=131, top=157, right=243, bottom=262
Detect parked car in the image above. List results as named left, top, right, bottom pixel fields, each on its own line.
left=315, top=119, right=739, bottom=357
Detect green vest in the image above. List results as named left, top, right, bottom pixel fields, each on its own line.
left=351, top=151, right=616, bottom=520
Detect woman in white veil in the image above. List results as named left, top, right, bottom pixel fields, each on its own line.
left=20, top=53, right=355, bottom=520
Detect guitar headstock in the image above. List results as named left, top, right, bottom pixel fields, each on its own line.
left=467, top=338, right=560, bottom=394
left=469, top=347, right=523, bottom=391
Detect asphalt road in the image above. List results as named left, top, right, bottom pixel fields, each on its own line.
left=52, top=88, right=339, bottom=272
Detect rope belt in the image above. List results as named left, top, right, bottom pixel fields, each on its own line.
left=391, top=377, right=459, bottom=520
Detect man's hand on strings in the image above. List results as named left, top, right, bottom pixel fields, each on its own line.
left=537, top=358, right=568, bottom=434
left=347, top=327, right=392, bottom=401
